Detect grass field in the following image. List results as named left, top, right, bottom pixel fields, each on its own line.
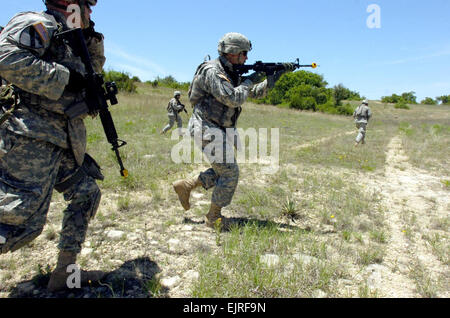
left=0, top=83, right=448, bottom=298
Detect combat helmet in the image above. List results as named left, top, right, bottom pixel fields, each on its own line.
left=174, top=91, right=181, bottom=97
left=44, top=0, right=97, bottom=6
left=362, top=99, right=369, bottom=105
left=218, top=32, right=252, bottom=55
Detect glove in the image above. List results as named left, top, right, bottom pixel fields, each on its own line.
left=244, top=71, right=266, bottom=84
left=66, top=68, right=86, bottom=93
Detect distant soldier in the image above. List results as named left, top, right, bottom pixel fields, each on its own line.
left=353, top=99, right=372, bottom=146
left=161, top=91, right=187, bottom=135
left=0, top=0, right=106, bottom=291
left=172, top=32, right=295, bottom=230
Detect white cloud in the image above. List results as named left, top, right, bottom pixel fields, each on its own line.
left=382, top=47, right=450, bottom=65
left=104, top=41, right=167, bottom=80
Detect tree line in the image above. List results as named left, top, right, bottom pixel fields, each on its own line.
left=103, top=70, right=449, bottom=114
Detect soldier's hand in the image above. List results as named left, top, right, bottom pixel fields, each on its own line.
left=245, top=71, right=266, bottom=84
left=66, top=68, right=86, bottom=93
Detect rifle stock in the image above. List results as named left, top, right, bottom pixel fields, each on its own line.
left=56, top=28, right=128, bottom=178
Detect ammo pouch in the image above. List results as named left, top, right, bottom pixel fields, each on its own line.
left=0, top=84, right=18, bottom=126
left=54, top=153, right=104, bottom=193
left=64, top=101, right=90, bottom=120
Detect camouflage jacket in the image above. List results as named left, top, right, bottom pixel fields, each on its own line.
left=353, top=104, right=372, bottom=124
left=188, top=56, right=268, bottom=129
left=0, top=10, right=106, bottom=166
left=167, top=97, right=185, bottom=117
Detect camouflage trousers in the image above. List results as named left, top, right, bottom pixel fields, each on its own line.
left=355, top=122, right=368, bottom=144
left=162, top=114, right=183, bottom=134
left=0, top=129, right=100, bottom=254
left=194, top=126, right=239, bottom=208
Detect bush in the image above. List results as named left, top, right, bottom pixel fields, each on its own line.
left=103, top=70, right=137, bottom=93
left=436, top=95, right=450, bottom=105
left=336, top=103, right=354, bottom=116
left=290, top=96, right=317, bottom=111
left=154, top=75, right=190, bottom=90
left=254, top=71, right=361, bottom=116
left=333, top=83, right=362, bottom=106
left=382, top=91, right=417, bottom=104
left=394, top=101, right=410, bottom=109
left=421, top=97, right=437, bottom=105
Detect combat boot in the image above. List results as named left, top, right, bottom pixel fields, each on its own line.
left=47, top=250, right=106, bottom=292
left=205, top=203, right=232, bottom=231
left=173, top=176, right=202, bottom=210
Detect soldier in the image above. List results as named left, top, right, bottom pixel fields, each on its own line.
left=161, top=91, right=187, bottom=135
left=172, top=32, right=295, bottom=230
left=353, top=99, right=372, bottom=146
left=0, top=0, right=106, bottom=291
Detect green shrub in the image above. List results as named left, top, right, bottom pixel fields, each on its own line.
left=154, top=75, right=190, bottom=90
left=421, top=97, right=437, bottom=105
left=382, top=92, right=417, bottom=104
left=394, top=101, right=410, bottom=109
left=436, top=95, right=450, bottom=105
left=103, top=70, right=137, bottom=93
left=290, top=96, right=317, bottom=111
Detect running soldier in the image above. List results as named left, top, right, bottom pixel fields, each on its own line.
left=172, top=32, right=295, bottom=230
left=353, top=99, right=372, bottom=146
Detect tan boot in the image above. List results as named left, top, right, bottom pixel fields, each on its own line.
left=205, top=203, right=232, bottom=231
left=47, top=250, right=106, bottom=292
left=173, top=176, right=202, bottom=210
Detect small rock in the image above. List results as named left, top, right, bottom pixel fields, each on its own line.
left=143, top=155, right=155, bottom=159
left=195, top=200, right=210, bottom=206
left=106, top=230, right=125, bottom=240
left=182, top=225, right=193, bottom=231
left=80, top=248, right=93, bottom=257
left=184, top=270, right=199, bottom=281
left=161, top=276, right=181, bottom=288
left=312, top=289, right=327, bottom=298
left=168, top=238, right=181, bottom=252
left=192, top=193, right=204, bottom=199
left=260, top=254, right=280, bottom=267
left=128, top=234, right=139, bottom=241
left=293, top=253, right=318, bottom=265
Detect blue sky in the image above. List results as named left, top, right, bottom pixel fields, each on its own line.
left=2, top=0, right=450, bottom=101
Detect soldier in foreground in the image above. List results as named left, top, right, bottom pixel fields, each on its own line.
left=353, top=99, right=372, bottom=147
left=161, top=91, right=187, bottom=135
left=172, top=32, right=295, bottom=230
left=0, top=0, right=106, bottom=291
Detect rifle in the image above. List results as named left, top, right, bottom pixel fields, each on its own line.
left=56, top=28, right=128, bottom=178
left=234, top=58, right=317, bottom=76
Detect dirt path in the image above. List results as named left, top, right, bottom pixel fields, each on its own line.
left=365, top=136, right=449, bottom=297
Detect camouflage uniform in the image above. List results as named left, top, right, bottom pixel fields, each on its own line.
left=0, top=9, right=105, bottom=254
left=353, top=102, right=372, bottom=145
left=162, top=97, right=185, bottom=134
left=187, top=56, right=268, bottom=207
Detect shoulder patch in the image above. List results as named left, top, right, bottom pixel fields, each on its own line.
left=217, top=73, right=231, bottom=83
left=33, top=22, right=50, bottom=46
